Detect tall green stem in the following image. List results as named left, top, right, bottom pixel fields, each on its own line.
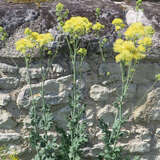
left=24, top=56, right=40, bottom=157
left=112, top=62, right=134, bottom=148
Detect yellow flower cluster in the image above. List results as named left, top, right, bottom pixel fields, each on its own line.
left=113, top=19, right=154, bottom=65
left=112, top=18, right=125, bottom=31
left=138, top=37, right=152, bottom=47
left=16, top=28, right=54, bottom=54
left=124, top=22, right=154, bottom=40
left=9, top=154, right=19, bottom=160
left=92, top=22, right=104, bottom=31
left=63, top=16, right=92, bottom=36
left=114, top=39, right=146, bottom=63
left=77, top=48, right=87, bottom=56
left=36, top=33, right=53, bottom=47
left=16, top=38, right=35, bottom=54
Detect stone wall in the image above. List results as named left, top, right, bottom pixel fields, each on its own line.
left=1, top=0, right=160, bottom=159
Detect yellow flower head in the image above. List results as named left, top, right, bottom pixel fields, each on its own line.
left=113, top=38, right=124, bottom=53
left=15, top=38, right=35, bottom=54
left=115, top=50, right=133, bottom=64
left=112, top=18, right=124, bottom=25
left=124, top=22, right=154, bottom=40
left=133, top=52, right=146, bottom=60
left=124, top=22, right=146, bottom=40
left=138, top=37, right=152, bottom=47
left=9, top=154, right=19, bottom=160
left=15, top=28, right=54, bottom=55
left=92, top=22, right=104, bottom=31
left=24, top=28, right=32, bottom=35
left=112, top=18, right=125, bottom=31
left=77, top=48, right=87, bottom=56
left=123, top=41, right=136, bottom=53
left=36, top=33, right=54, bottom=47
left=63, top=16, right=92, bottom=36
left=114, top=22, right=154, bottom=64
left=144, top=26, right=155, bottom=36
left=114, top=39, right=146, bottom=64
left=31, top=32, right=39, bottom=40
left=137, top=44, right=146, bottom=53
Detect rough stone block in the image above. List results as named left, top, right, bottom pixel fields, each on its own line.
left=0, top=93, right=10, bottom=106
left=0, top=77, right=19, bottom=90
left=0, top=109, right=17, bottom=129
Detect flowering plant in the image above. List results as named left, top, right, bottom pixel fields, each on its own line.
left=113, top=19, right=154, bottom=65
left=15, top=28, right=58, bottom=160
left=112, top=18, right=125, bottom=31
left=63, top=16, right=92, bottom=37
left=98, top=18, right=154, bottom=160
left=55, top=9, right=89, bottom=159
left=16, top=28, right=53, bottom=56
left=56, top=2, right=69, bottom=29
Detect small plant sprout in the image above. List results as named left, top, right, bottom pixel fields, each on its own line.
left=136, top=0, right=143, bottom=11
left=0, top=26, right=7, bottom=41
left=96, top=8, right=101, bottom=22
left=56, top=2, right=69, bottom=30
left=155, top=73, right=160, bottom=81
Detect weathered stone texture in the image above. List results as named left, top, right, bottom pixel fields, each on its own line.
left=133, top=88, right=160, bottom=123
left=128, top=140, right=150, bottom=153
left=0, top=132, right=21, bottom=143
left=0, top=77, right=19, bottom=89
left=89, top=84, right=116, bottom=102
left=0, top=63, right=18, bottom=74
left=0, top=93, right=11, bottom=106
left=17, top=75, right=72, bottom=108
left=0, top=109, right=17, bottom=129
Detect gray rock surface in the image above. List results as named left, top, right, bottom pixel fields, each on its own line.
left=89, top=84, right=116, bottom=102
left=71, top=61, right=90, bottom=73
left=97, top=104, right=116, bottom=126
left=99, top=63, right=121, bottom=77
left=0, top=77, right=19, bottom=89
left=0, top=2, right=39, bottom=35
left=128, top=140, right=150, bottom=153
left=0, top=132, right=21, bottom=143
left=19, top=67, right=43, bottom=80
left=17, top=75, right=72, bottom=108
left=0, top=109, right=17, bottom=129
left=53, top=106, right=71, bottom=128
left=0, top=63, right=18, bottom=73
left=126, top=9, right=151, bottom=26
left=133, top=63, right=158, bottom=84
left=52, top=64, right=64, bottom=74
left=133, top=88, right=160, bottom=123
left=0, top=93, right=11, bottom=106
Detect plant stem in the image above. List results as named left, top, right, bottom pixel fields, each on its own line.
left=24, top=56, right=40, bottom=157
